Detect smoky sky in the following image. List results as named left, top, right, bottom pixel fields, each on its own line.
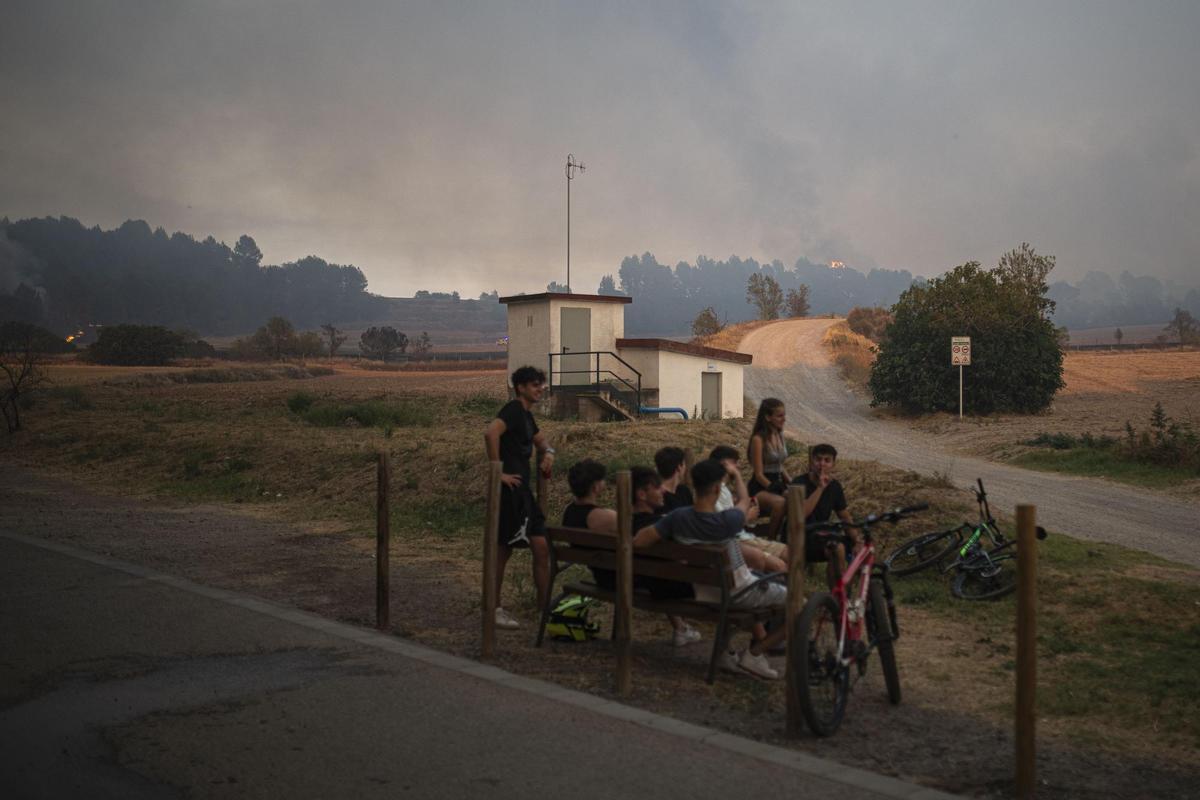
left=2, top=1, right=1198, bottom=297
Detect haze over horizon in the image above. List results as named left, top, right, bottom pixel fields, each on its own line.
left=2, top=1, right=1198, bottom=298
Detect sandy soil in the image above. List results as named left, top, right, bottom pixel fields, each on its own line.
left=5, top=467, right=1196, bottom=799
left=739, top=320, right=1200, bottom=566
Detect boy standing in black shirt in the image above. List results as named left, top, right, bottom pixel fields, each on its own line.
left=483, top=366, right=555, bottom=630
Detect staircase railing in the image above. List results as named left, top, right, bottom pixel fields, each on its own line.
left=547, top=350, right=642, bottom=416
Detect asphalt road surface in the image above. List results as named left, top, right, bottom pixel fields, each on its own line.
left=740, top=319, right=1199, bottom=567
left=0, top=533, right=953, bottom=800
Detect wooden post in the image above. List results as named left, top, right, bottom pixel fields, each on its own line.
left=481, top=461, right=502, bottom=660
left=683, top=448, right=695, bottom=489
left=784, top=485, right=807, bottom=736
left=376, top=453, right=391, bottom=631
left=1015, top=504, right=1038, bottom=799
left=615, top=470, right=633, bottom=697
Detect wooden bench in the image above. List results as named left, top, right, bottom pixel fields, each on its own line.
left=535, top=525, right=783, bottom=683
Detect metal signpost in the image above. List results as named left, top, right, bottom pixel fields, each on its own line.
left=951, top=336, right=971, bottom=418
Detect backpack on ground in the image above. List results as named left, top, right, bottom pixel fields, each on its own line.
left=544, top=594, right=601, bottom=642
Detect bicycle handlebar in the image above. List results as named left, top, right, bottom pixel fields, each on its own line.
left=806, top=503, right=928, bottom=533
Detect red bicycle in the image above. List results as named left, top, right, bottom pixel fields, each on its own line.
left=791, top=504, right=927, bottom=736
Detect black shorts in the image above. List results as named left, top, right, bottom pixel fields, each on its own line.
left=498, top=482, right=546, bottom=548
left=748, top=472, right=786, bottom=497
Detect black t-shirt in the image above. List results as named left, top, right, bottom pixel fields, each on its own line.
left=562, top=502, right=596, bottom=529
left=632, top=510, right=661, bottom=536
left=496, top=399, right=538, bottom=480
left=791, top=474, right=847, bottom=523
left=657, top=485, right=694, bottom=513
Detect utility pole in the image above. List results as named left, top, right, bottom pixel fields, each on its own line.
left=565, top=153, right=585, bottom=293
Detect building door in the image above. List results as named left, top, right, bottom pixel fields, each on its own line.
left=560, top=307, right=591, bottom=386
left=701, top=372, right=722, bottom=419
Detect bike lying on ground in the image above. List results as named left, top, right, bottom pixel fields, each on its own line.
left=791, top=504, right=927, bottom=737
left=881, top=479, right=1047, bottom=600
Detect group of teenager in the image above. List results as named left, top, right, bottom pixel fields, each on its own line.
left=484, top=365, right=857, bottom=681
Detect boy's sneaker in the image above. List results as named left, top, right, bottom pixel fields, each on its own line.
left=672, top=624, right=702, bottom=647
left=738, top=649, right=780, bottom=680
left=717, top=649, right=741, bottom=675
left=494, top=607, right=521, bottom=630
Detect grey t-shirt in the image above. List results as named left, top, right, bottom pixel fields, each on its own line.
left=655, top=507, right=747, bottom=571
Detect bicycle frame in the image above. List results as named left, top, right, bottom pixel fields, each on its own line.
left=830, top=539, right=876, bottom=667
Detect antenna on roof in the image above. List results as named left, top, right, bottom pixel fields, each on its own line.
left=565, top=153, right=586, bottom=294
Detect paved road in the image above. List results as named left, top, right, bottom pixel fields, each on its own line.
left=740, top=319, right=1200, bottom=567
left=0, top=533, right=953, bottom=800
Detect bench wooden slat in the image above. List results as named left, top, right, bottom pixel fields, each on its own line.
left=562, top=582, right=778, bottom=625
left=554, top=546, right=725, bottom=586
left=546, top=525, right=728, bottom=568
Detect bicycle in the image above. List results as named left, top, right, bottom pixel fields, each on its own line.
left=882, top=479, right=1046, bottom=600
left=791, top=504, right=927, bottom=737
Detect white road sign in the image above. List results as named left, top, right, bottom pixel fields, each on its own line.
left=951, top=336, right=971, bottom=366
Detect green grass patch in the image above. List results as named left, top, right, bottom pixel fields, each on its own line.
left=392, top=497, right=486, bottom=537
left=1011, top=448, right=1197, bottom=489
left=297, top=399, right=435, bottom=429
left=457, top=392, right=503, bottom=417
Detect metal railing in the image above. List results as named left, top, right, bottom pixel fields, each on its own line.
left=548, top=350, right=642, bottom=416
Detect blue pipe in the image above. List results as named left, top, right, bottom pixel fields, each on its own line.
left=639, top=406, right=688, bottom=420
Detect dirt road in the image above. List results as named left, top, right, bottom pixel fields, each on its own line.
left=740, top=319, right=1200, bottom=567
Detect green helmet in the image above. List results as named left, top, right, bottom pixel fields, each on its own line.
left=544, top=594, right=601, bottom=642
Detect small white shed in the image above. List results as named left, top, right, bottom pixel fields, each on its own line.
left=499, top=292, right=750, bottom=420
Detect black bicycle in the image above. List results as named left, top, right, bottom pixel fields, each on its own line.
left=883, top=479, right=1046, bottom=600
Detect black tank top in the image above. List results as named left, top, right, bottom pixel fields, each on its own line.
left=562, top=502, right=596, bottom=529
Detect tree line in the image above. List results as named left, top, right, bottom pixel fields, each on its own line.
left=0, top=216, right=382, bottom=335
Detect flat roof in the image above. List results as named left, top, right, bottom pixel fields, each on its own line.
left=616, top=338, right=753, bottom=365
left=498, top=292, right=633, bottom=305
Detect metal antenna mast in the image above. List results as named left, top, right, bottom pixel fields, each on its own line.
left=565, top=153, right=585, bottom=293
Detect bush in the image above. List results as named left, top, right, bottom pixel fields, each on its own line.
left=287, top=391, right=316, bottom=414
left=85, top=324, right=185, bottom=365
left=846, top=306, right=893, bottom=343
left=869, top=252, right=1064, bottom=414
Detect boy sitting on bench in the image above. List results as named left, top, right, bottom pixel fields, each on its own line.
left=562, top=459, right=700, bottom=647
left=633, top=458, right=788, bottom=680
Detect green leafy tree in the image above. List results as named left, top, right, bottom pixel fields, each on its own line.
left=319, top=323, right=347, bottom=360
left=868, top=257, right=1065, bottom=414
left=785, top=285, right=811, bottom=318
left=296, top=331, right=323, bottom=363
left=746, top=273, right=784, bottom=320
left=412, top=331, right=432, bottom=356
left=691, top=306, right=723, bottom=339
left=1165, top=308, right=1199, bottom=345
left=359, top=326, right=407, bottom=362
left=254, top=317, right=297, bottom=360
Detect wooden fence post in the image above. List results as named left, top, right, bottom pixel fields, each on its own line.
left=1015, top=504, right=1038, bottom=799
left=376, top=452, right=391, bottom=631
left=481, top=461, right=502, bottom=660
left=615, top=470, right=633, bottom=697
left=785, top=485, right=807, bottom=736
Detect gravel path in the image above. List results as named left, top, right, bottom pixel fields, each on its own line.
left=741, top=319, right=1200, bottom=567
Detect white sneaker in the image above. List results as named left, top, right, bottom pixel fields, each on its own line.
left=717, top=648, right=741, bottom=674
left=494, top=607, right=521, bottom=630
left=738, top=649, right=780, bottom=680
left=672, top=624, right=702, bottom=647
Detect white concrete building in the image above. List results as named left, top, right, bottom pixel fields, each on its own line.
left=499, top=292, right=751, bottom=420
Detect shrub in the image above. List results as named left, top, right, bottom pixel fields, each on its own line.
left=287, top=391, right=316, bottom=414
left=846, top=306, right=893, bottom=343
left=869, top=250, right=1064, bottom=414
left=86, top=325, right=185, bottom=365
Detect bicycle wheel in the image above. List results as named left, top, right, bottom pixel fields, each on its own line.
left=952, top=553, right=1017, bottom=600
left=883, top=528, right=963, bottom=576
left=867, top=581, right=901, bottom=704
left=795, top=592, right=849, bottom=736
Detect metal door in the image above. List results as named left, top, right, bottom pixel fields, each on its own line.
left=560, top=307, right=591, bottom=386
left=701, top=372, right=722, bottom=419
